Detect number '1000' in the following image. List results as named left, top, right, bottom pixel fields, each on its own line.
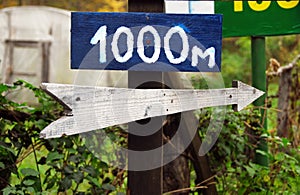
left=90, top=25, right=216, bottom=69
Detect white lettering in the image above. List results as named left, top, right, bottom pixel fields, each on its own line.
left=90, top=25, right=217, bottom=69
left=137, top=25, right=161, bottom=63
left=164, top=26, right=189, bottom=64
left=191, top=46, right=216, bottom=68
left=90, top=25, right=107, bottom=63
left=111, top=26, right=134, bottom=63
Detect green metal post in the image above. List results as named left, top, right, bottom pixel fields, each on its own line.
left=251, top=36, right=268, bottom=166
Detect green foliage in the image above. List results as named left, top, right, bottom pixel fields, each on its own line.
left=221, top=37, right=252, bottom=87
left=1, top=79, right=299, bottom=194
left=266, top=35, right=300, bottom=64
left=197, top=108, right=300, bottom=194
left=0, top=80, right=126, bottom=194
left=0, top=80, right=61, bottom=193
left=221, top=35, right=300, bottom=87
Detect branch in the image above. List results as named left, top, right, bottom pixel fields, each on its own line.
left=0, top=109, right=30, bottom=122
left=267, top=54, right=300, bottom=76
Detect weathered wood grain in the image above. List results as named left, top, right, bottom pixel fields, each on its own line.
left=40, top=81, right=263, bottom=139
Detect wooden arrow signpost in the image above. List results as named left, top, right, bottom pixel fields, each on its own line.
left=39, top=3, right=266, bottom=194
left=40, top=81, right=263, bottom=139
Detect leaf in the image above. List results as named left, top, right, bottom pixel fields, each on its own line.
left=26, top=187, right=35, bottom=193
left=282, top=138, right=289, bottom=147
left=72, top=171, right=84, bottom=184
left=256, top=149, right=268, bottom=157
left=21, top=168, right=39, bottom=177
left=263, top=175, right=270, bottom=182
left=46, top=151, right=64, bottom=162
left=5, top=123, right=16, bottom=131
left=99, top=161, right=109, bottom=169
left=60, top=177, right=72, bottom=191
left=0, top=142, right=16, bottom=155
left=86, top=176, right=101, bottom=188
left=34, top=119, right=47, bottom=130
left=102, top=183, right=116, bottom=191
left=2, top=187, right=16, bottom=195
left=67, top=148, right=77, bottom=154
left=274, top=178, right=281, bottom=188
left=81, top=165, right=97, bottom=177
left=64, top=165, right=74, bottom=174
left=46, top=177, right=56, bottom=190
left=274, top=152, right=285, bottom=161
left=64, top=138, right=73, bottom=148
left=244, top=165, right=255, bottom=177
left=23, top=179, right=36, bottom=186
left=16, top=190, right=24, bottom=195
left=0, top=84, right=9, bottom=93
left=69, top=154, right=82, bottom=164
left=77, top=146, right=86, bottom=154
left=222, top=145, right=231, bottom=155
left=237, top=187, right=247, bottom=195
left=0, top=161, right=5, bottom=169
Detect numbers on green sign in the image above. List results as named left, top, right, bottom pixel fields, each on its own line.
left=234, top=0, right=299, bottom=12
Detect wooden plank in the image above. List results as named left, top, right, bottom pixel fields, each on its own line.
left=71, top=12, right=222, bottom=72
left=39, top=81, right=264, bottom=139
left=165, top=1, right=214, bottom=14
left=5, top=40, right=41, bottom=48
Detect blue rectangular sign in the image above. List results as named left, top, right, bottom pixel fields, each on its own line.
left=71, top=12, right=222, bottom=72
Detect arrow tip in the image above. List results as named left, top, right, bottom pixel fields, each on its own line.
left=232, top=81, right=265, bottom=111
left=40, top=83, right=73, bottom=111
left=39, top=116, right=76, bottom=139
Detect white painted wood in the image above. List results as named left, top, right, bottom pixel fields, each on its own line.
left=40, top=81, right=263, bottom=139
left=189, top=1, right=214, bottom=14
left=164, top=1, right=189, bottom=13
left=165, top=1, right=214, bottom=14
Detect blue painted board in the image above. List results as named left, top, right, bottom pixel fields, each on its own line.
left=71, top=12, right=222, bottom=72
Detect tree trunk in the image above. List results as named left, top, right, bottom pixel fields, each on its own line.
left=277, top=68, right=292, bottom=137
left=163, top=113, right=190, bottom=195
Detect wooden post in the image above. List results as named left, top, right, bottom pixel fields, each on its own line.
left=277, top=68, right=292, bottom=137
left=41, top=42, right=51, bottom=82
left=127, top=0, right=164, bottom=194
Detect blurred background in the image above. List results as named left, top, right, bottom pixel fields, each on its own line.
left=0, top=1, right=299, bottom=194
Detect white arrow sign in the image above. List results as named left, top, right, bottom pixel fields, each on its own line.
left=39, top=81, right=264, bottom=139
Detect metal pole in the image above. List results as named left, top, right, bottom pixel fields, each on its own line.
left=251, top=36, right=268, bottom=166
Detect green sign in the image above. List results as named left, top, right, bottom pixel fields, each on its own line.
left=215, top=1, right=300, bottom=37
